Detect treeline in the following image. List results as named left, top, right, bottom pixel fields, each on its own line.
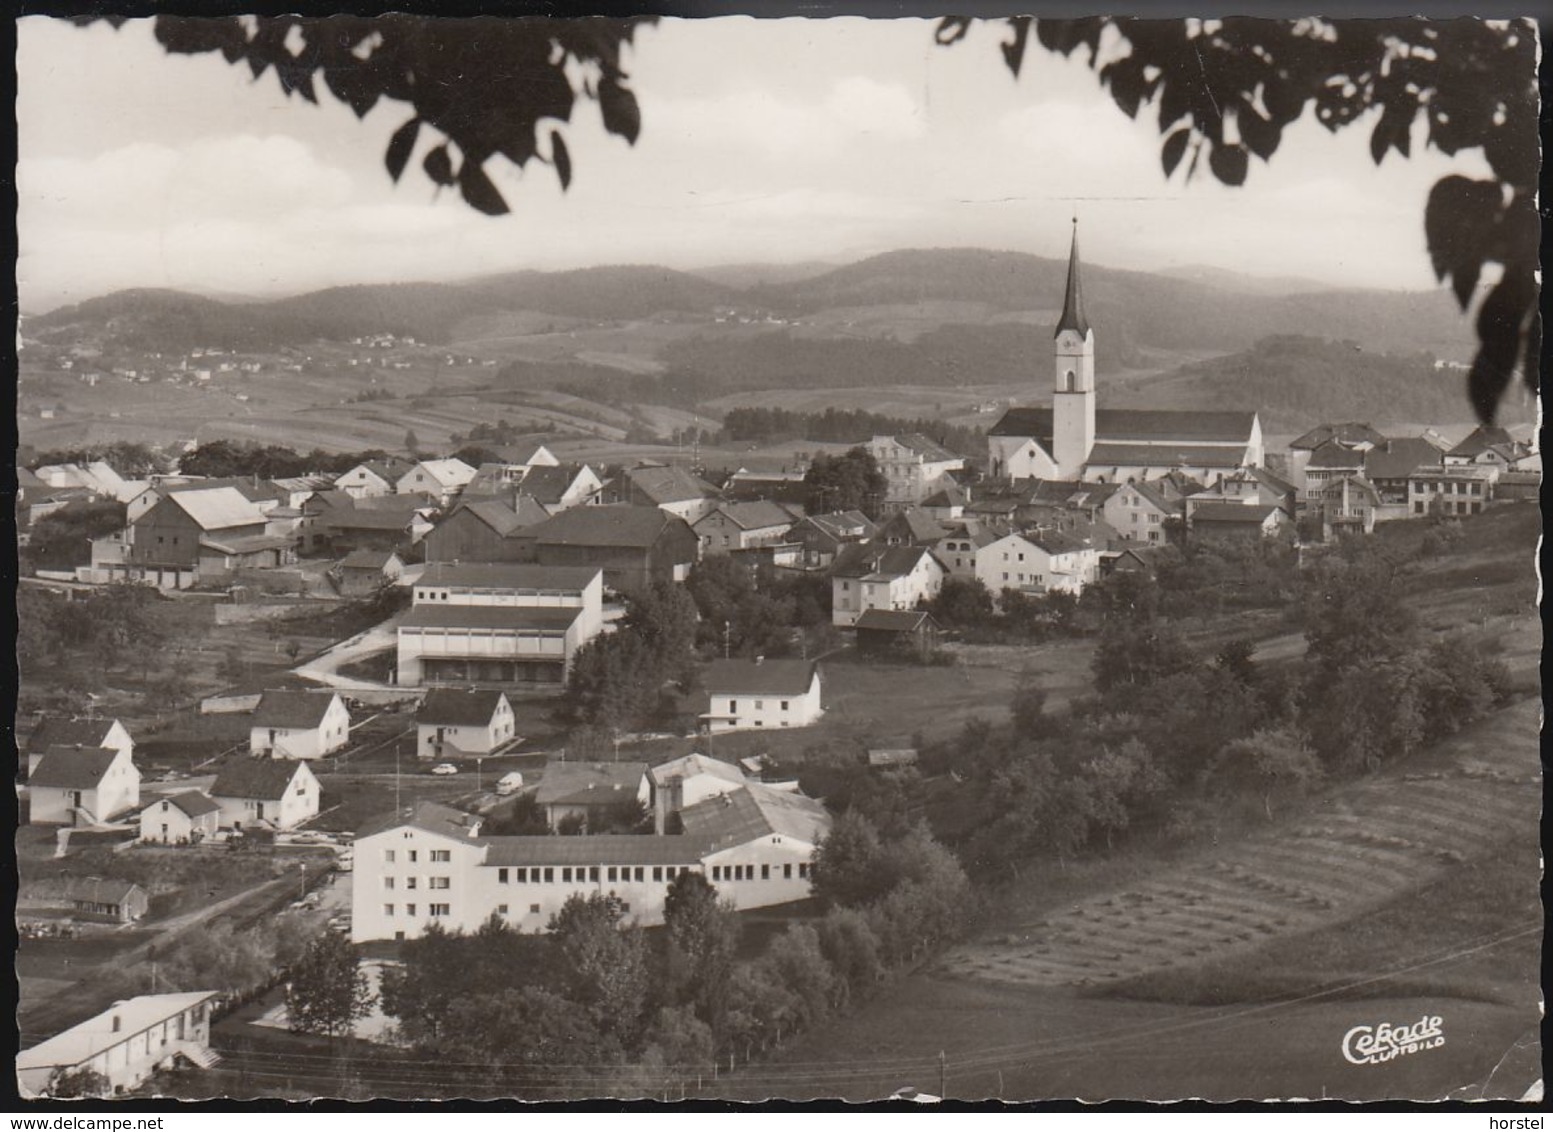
left=921, top=538, right=1515, bottom=875
left=719, top=407, right=985, bottom=458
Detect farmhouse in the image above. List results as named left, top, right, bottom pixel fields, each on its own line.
left=989, top=224, right=1263, bottom=484
left=15, top=991, right=220, bottom=1098
left=335, top=548, right=405, bottom=596
left=534, top=761, right=651, bottom=830
left=790, top=510, right=877, bottom=569
left=396, top=458, right=477, bottom=505
left=423, top=497, right=551, bottom=563
left=335, top=457, right=414, bottom=499
left=66, top=877, right=151, bottom=923
left=514, top=463, right=604, bottom=512
left=693, top=500, right=800, bottom=555
left=249, top=690, right=351, bottom=759
left=350, top=784, right=831, bottom=941
left=138, top=791, right=222, bottom=844
left=519, top=505, right=700, bottom=592
left=27, top=745, right=141, bottom=826
left=700, top=657, right=823, bottom=733
left=865, top=434, right=966, bottom=510
left=416, top=688, right=517, bottom=759
left=830, top=543, right=947, bottom=627
left=209, top=757, right=321, bottom=831
left=118, top=486, right=273, bottom=589
left=315, top=503, right=433, bottom=556
left=1188, top=502, right=1293, bottom=544
left=609, top=463, right=720, bottom=524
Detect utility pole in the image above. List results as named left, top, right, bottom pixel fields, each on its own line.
left=939, top=1050, right=946, bottom=1100
left=723, top=620, right=731, bottom=660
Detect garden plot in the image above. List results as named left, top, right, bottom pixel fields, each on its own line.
left=934, top=696, right=1540, bottom=991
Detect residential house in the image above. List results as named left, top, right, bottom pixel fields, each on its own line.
left=138, top=791, right=221, bottom=844
left=976, top=529, right=1102, bottom=597
left=1189, top=502, right=1293, bottom=544
left=462, top=462, right=534, bottom=500
left=494, top=441, right=561, bottom=470
left=853, top=608, right=941, bottom=662
left=534, top=762, right=651, bottom=830
left=351, top=786, right=829, bottom=941
left=15, top=991, right=220, bottom=1098
left=398, top=563, right=605, bottom=686
left=27, top=745, right=141, bottom=826
left=518, top=505, right=700, bottom=592
left=396, top=458, right=477, bottom=506
left=647, top=753, right=749, bottom=832
left=335, top=548, right=405, bottom=596
left=125, top=478, right=285, bottom=525
left=789, top=510, right=876, bottom=570
left=875, top=507, right=948, bottom=547
left=1298, top=438, right=1370, bottom=502
left=65, top=878, right=150, bottom=924
left=118, top=486, right=273, bottom=589
left=249, top=690, right=351, bottom=759
left=692, top=500, right=799, bottom=555
left=920, top=483, right=970, bottom=523
left=268, top=476, right=335, bottom=509
left=315, top=501, right=435, bottom=556
left=722, top=468, right=810, bottom=509
left=1407, top=465, right=1495, bottom=518
left=934, top=522, right=1003, bottom=580
left=1363, top=436, right=1447, bottom=506
left=515, top=463, right=604, bottom=513
left=700, top=658, right=823, bottom=733
left=1444, top=425, right=1532, bottom=472
left=1186, top=467, right=1298, bottom=522
left=209, top=757, right=322, bottom=831
left=416, top=689, right=518, bottom=759
left=830, top=543, right=946, bottom=627
left=1315, top=474, right=1383, bottom=537
left=609, top=463, right=719, bottom=523
left=24, top=717, right=135, bottom=777
left=334, top=458, right=415, bottom=499
left=1285, top=422, right=1387, bottom=483
left=1103, top=480, right=1178, bottom=545
left=423, top=496, right=551, bottom=564
left=864, top=434, right=965, bottom=510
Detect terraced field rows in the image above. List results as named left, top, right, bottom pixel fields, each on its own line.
left=936, top=698, right=1540, bottom=989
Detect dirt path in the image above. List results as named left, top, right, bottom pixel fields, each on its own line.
left=932, top=696, right=1540, bottom=991
left=292, top=617, right=402, bottom=691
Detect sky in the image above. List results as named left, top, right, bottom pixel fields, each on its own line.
left=16, top=15, right=1503, bottom=313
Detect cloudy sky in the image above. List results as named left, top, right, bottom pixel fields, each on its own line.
left=17, top=15, right=1498, bottom=312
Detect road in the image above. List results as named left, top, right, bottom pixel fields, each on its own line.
left=292, top=616, right=402, bottom=691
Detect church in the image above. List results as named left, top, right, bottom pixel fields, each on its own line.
left=988, top=224, right=1264, bottom=484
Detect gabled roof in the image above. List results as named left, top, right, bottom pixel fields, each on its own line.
left=1085, top=442, right=1248, bottom=469
left=881, top=434, right=962, bottom=463
left=405, top=458, right=477, bottom=489
left=324, top=508, right=418, bottom=532
left=26, top=718, right=125, bottom=755
left=679, top=782, right=830, bottom=851
left=359, top=799, right=483, bottom=841
left=1025, top=528, right=1102, bottom=555
left=64, top=877, right=146, bottom=906
left=1023, top=479, right=1120, bottom=508
left=854, top=608, right=937, bottom=632
left=938, top=525, right=1001, bottom=549
left=399, top=605, right=583, bottom=631
left=17, top=992, right=219, bottom=1073
left=335, top=459, right=412, bottom=487
left=700, top=500, right=797, bottom=531
left=988, top=407, right=1055, bottom=442
left=1055, top=221, right=1091, bottom=338
left=534, top=761, right=648, bottom=807
left=831, top=542, right=939, bottom=579
left=1191, top=502, right=1282, bottom=524
left=921, top=482, right=970, bottom=508
left=879, top=508, right=948, bottom=545
left=1320, top=474, right=1383, bottom=502
left=1119, top=481, right=1177, bottom=514
left=158, top=790, right=222, bottom=819
left=418, top=688, right=511, bottom=727
left=163, top=487, right=270, bottom=531
left=1306, top=439, right=1368, bottom=469
left=339, top=548, right=401, bottom=570
left=527, top=504, right=689, bottom=549
left=803, top=510, right=876, bottom=541
left=702, top=657, right=818, bottom=696
left=29, top=746, right=122, bottom=789
left=623, top=463, right=716, bottom=506
left=1290, top=422, right=1386, bottom=451
left=990, top=408, right=1256, bottom=446
left=1244, top=465, right=1298, bottom=496
left=519, top=463, right=593, bottom=505
left=252, top=690, right=342, bottom=729
left=1448, top=424, right=1519, bottom=458
left=1363, top=437, right=1446, bottom=481
left=649, top=753, right=747, bottom=789
left=210, top=757, right=310, bottom=801
left=416, top=562, right=599, bottom=591
left=199, top=532, right=295, bottom=555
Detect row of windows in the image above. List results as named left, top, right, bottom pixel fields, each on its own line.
left=496, top=864, right=693, bottom=885
left=1411, top=480, right=1484, bottom=495
left=382, top=903, right=451, bottom=917
left=728, top=699, right=793, bottom=713
left=382, top=876, right=451, bottom=890
left=712, top=862, right=807, bottom=881
left=383, top=848, right=452, bottom=863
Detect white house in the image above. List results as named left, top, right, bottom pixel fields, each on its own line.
left=692, top=500, right=799, bottom=555
left=1102, top=481, right=1178, bottom=544
left=830, top=543, right=947, bottom=627
left=350, top=785, right=831, bottom=942
left=27, top=745, right=141, bottom=826
left=648, top=753, right=750, bottom=832
left=865, top=434, right=965, bottom=510
left=975, top=530, right=1102, bottom=597
left=209, top=758, right=322, bottom=831
left=534, top=762, right=651, bottom=830
left=25, top=717, right=135, bottom=775
left=138, top=791, right=222, bottom=844
left=335, top=458, right=414, bottom=499
left=700, top=658, right=823, bottom=733
left=249, top=691, right=351, bottom=759
left=396, top=458, right=477, bottom=505
left=16, top=992, right=221, bottom=1099
left=416, top=688, right=517, bottom=759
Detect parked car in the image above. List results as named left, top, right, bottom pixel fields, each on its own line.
left=431, top=763, right=459, bottom=776
left=326, top=915, right=351, bottom=934
left=495, top=771, right=525, bottom=795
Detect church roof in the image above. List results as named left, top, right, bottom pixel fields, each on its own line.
left=1085, top=442, right=1248, bottom=469
left=1055, top=222, right=1091, bottom=339
left=989, top=407, right=1256, bottom=446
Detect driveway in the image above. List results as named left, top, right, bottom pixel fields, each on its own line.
left=292, top=616, right=402, bottom=691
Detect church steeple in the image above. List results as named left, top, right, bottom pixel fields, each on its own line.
left=1055, top=217, right=1090, bottom=339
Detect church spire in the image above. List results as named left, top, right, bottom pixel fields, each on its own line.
left=1055, top=217, right=1090, bottom=339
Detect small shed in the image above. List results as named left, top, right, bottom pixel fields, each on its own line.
left=853, top=608, right=941, bottom=662
left=66, top=877, right=150, bottom=923
left=336, top=548, right=405, bottom=596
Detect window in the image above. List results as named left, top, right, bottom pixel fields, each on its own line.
left=729, top=700, right=737, bottom=714
left=798, top=863, right=809, bottom=879
left=406, top=903, right=417, bottom=916
left=588, top=866, right=599, bottom=882
left=405, top=877, right=417, bottom=890
left=383, top=904, right=394, bottom=916
left=607, top=867, right=618, bottom=882
left=712, top=865, right=722, bottom=881
left=754, top=700, right=763, bottom=711
left=383, top=877, right=395, bottom=890
left=530, top=903, right=541, bottom=914
left=784, top=863, right=792, bottom=880
left=430, top=850, right=450, bottom=862
left=543, top=868, right=554, bottom=883
left=383, top=850, right=395, bottom=863
left=562, top=868, right=573, bottom=883
left=498, top=904, right=508, bottom=915
left=429, top=877, right=450, bottom=890
left=781, top=701, right=790, bottom=711
left=515, top=868, right=527, bottom=883
left=498, top=868, right=509, bottom=884
left=761, top=864, right=770, bottom=880
left=653, top=866, right=663, bottom=882
left=430, top=903, right=450, bottom=917
left=408, top=850, right=418, bottom=863
left=634, top=867, right=644, bottom=882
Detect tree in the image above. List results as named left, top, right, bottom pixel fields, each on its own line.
left=760, top=925, right=835, bottom=1032
left=940, top=15, right=1538, bottom=423
left=810, top=810, right=889, bottom=909
left=815, top=906, right=883, bottom=1006
left=1215, top=728, right=1324, bottom=820
left=662, top=872, right=741, bottom=1032
left=803, top=447, right=888, bottom=518
left=24, top=499, right=127, bottom=571
left=403, top=428, right=421, bottom=456
left=548, top=893, right=650, bottom=1045
left=1092, top=618, right=1196, bottom=695
left=46, top=1067, right=109, bottom=1099
left=632, top=1005, right=714, bottom=1098
left=928, top=576, right=995, bottom=629
left=286, top=930, right=375, bottom=1038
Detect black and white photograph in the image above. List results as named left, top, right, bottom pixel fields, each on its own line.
left=11, top=9, right=1542, bottom=1106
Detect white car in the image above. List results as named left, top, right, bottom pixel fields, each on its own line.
left=495, top=771, right=525, bottom=795
left=431, top=763, right=459, bottom=776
